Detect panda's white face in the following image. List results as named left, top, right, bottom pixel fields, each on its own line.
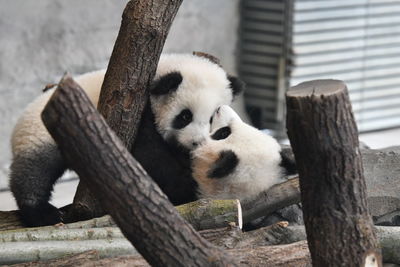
left=191, top=105, right=283, bottom=201
left=150, top=54, right=241, bottom=150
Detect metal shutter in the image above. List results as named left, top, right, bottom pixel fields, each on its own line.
left=240, top=0, right=400, bottom=133
left=292, top=0, right=400, bottom=132
left=239, top=0, right=293, bottom=134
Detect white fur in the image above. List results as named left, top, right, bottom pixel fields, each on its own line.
left=151, top=54, right=233, bottom=149
left=12, top=54, right=234, bottom=156
left=11, top=69, right=106, bottom=156
left=192, top=105, right=283, bottom=201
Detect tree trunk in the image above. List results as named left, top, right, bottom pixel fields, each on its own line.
left=286, top=80, right=382, bottom=267
left=69, top=0, right=184, bottom=221
left=41, top=75, right=237, bottom=266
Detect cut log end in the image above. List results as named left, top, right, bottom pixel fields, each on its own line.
left=364, top=251, right=381, bottom=267
left=287, top=79, right=347, bottom=98
left=236, top=199, right=243, bottom=230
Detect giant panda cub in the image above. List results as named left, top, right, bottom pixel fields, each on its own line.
left=191, top=105, right=294, bottom=201
left=10, top=54, right=245, bottom=227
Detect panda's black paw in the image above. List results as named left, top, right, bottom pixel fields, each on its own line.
left=19, top=202, right=62, bottom=227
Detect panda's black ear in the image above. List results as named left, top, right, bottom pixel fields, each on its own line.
left=150, top=72, right=183, bottom=95
left=228, top=75, right=246, bottom=96
left=207, top=150, right=239, bottom=179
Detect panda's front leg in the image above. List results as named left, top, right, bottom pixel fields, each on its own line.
left=9, top=144, right=66, bottom=227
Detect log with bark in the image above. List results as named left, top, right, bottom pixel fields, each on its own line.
left=67, top=0, right=187, bottom=222
left=286, top=80, right=382, bottom=267
left=41, top=75, right=237, bottom=266
left=10, top=242, right=312, bottom=267
left=2, top=220, right=400, bottom=265
left=242, top=177, right=300, bottom=223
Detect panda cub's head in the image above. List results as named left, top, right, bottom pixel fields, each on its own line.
left=150, top=54, right=244, bottom=151
left=191, top=105, right=284, bottom=201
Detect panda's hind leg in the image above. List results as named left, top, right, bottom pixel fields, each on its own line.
left=9, top=144, right=66, bottom=227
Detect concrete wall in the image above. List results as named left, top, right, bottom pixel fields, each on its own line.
left=0, top=0, right=240, bottom=186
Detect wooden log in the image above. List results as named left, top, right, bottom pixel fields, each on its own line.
left=177, top=198, right=242, bottom=230
left=69, top=0, right=185, bottom=222
left=242, top=177, right=300, bottom=223
left=1, top=198, right=241, bottom=232
left=0, top=239, right=137, bottom=265
left=2, top=222, right=400, bottom=265
left=0, top=210, right=22, bottom=230
left=10, top=242, right=312, bottom=267
left=286, top=80, right=382, bottom=267
left=41, top=75, right=237, bottom=266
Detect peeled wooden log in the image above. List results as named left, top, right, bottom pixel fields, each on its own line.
left=0, top=239, right=137, bottom=265
left=10, top=242, right=312, bottom=267
left=2, top=223, right=400, bottom=265
left=41, top=75, right=237, bottom=266
left=286, top=80, right=382, bottom=266
left=0, top=227, right=124, bottom=242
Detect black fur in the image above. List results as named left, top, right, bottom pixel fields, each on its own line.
left=150, top=72, right=183, bottom=95
left=211, top=126, right=231, bottom=140
left=207, top=150, right=239, bottom=179
left=228, top=75, right=245, bottom=96
left=279, top=145, right=297, bottom=175
left=172, top=109, right=193, bottom=129
left=10, top=144, right=66, bottom=227
left=132, top=104, right=197, bottom=205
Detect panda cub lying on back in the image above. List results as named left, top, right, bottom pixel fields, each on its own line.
left=191, top=105, right=294, bottom=201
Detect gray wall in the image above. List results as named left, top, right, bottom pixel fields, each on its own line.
left=0, top=0, right=240, bottom=185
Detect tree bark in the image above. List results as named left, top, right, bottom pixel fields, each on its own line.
left=69, top=0, right=184, bottom=221
left=41, top=75, right=237, bottom=267
left=98, top=0, right=182, bottom=148
left=286, top=80, right=382, bottom=267
left=242, top=177, right=300, bottom=223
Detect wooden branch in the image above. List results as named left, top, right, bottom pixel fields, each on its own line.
left=286, top=80, right=382, bottom=266
left=41, top=75, right=237, bottom=266
left=99, top=0, right=183, bottom=148
left=69, top=0, right=185, bottom=224
left=242, top=177, right=300, bottom=223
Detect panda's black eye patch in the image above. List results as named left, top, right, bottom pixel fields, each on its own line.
left=207, top=150, right=239, bottom=179
left=211, top=127, right=231, bottom=140
left=172, top=109, right=193, bottom=129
